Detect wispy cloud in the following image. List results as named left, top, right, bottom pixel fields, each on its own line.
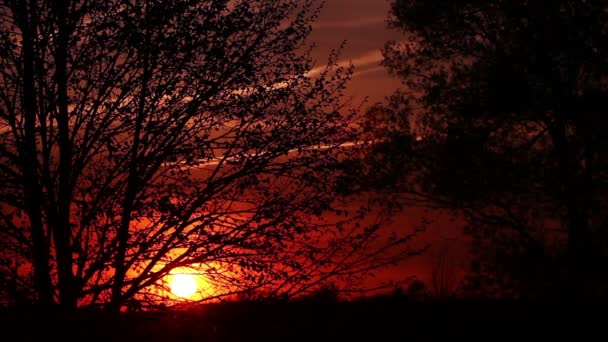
left=308, top=49, right=383, bottom=78
left=312, top=16, right=386, bottom=29
left=350, top=50, right=383, bottom=68
left=231, top=50, right=385, bottom=98
left=353, top=65, right=386, bottom=78
left=167, top=141, right=372, bottom=169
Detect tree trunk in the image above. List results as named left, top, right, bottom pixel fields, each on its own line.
left=51, top=0, right=77, bottom=309
left=18, top=0, right=54, bottom=306
left=110, top=0, right=151, bottom=312
left=551, top=119, right=593, bottom=297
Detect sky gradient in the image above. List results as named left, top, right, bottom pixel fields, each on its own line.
left=308, top=0, right=403, bottom=104
left=308, top=1, right=469, bottom=286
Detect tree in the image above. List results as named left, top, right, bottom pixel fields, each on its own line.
left=367, top=0, right=608, bottom=297
left=430, top=243, right=459, bottom=299
left=0, top=0, right=418, bottom=311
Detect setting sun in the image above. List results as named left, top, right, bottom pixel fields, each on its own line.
left=170, top=273, right=199, bottom=298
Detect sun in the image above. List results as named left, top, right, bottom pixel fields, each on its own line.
left=170, top=273, right=199, bottom=298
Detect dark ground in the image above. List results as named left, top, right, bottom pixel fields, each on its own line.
left=0, top=298, right=603, bottom=341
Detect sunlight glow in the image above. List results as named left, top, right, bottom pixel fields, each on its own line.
left=170, top=273, right=199, bottom=298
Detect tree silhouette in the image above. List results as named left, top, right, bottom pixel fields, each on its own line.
left=0, top=0, right=419, bottom=311
left=367, top=0, right=608, bottom=297
left=430, top=243, right=459, bottom=299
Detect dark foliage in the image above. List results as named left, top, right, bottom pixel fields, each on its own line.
left=365, top=0, right=608, bottom=298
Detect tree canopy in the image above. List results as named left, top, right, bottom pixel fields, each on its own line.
left=367, top=0, right=608, bottom=297
left=0, top=0, right=418, bottom=311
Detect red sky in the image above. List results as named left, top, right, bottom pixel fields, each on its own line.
left=308, top=0, right=403, bottom=104
left=306, top=1, right=470, bottom=291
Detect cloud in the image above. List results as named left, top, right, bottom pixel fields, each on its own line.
left=171, top=140, right=372, bottom=169
left=350, top=50, right=383, bottom=67
left=312, top=16, right=386, bottom=29
left=307, top=49, right=383, bottom=78
left=231, top=50, right=386, bottom=99
left=353, top=65, right=386, bottom=78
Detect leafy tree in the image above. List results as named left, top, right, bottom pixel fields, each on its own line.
left=368, top=0, right=608, bottom=297
left=0, top=0, right=417, bottom=311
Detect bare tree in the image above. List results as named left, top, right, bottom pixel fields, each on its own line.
left=0, top=0, right=419, bottom=311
